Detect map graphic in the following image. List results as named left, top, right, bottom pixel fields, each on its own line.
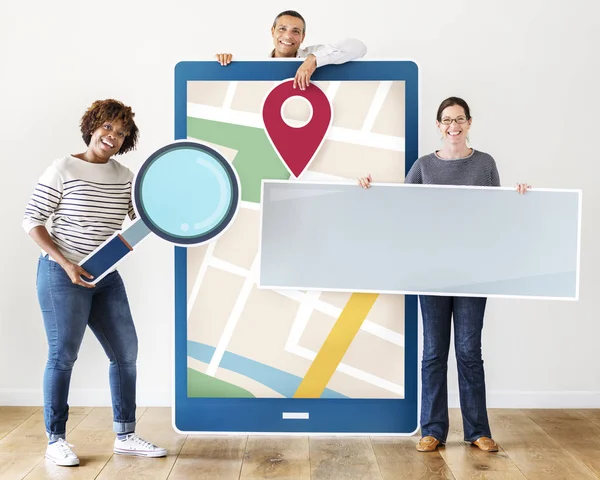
left=173, top=60, right=420, bottom=434
left=184, top=76, right=407, bottom=400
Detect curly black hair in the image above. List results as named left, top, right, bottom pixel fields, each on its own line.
left=79, top=99, right=139, bottom=155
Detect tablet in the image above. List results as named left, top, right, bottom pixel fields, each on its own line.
left=173, top=59, right=420, bottom=434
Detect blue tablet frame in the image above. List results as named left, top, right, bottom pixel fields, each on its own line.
left=173, top=60, right=419, bottom=434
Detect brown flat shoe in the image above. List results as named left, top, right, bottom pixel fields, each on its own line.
left=471, top=436, right=498, bottom=452
left=416, top=436, right=441, bottom=452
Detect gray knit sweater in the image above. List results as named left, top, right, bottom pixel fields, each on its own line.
left=405, top=149, right=501, bottom=187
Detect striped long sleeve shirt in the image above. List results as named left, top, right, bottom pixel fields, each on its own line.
left=22, top=155, right=136, bottom=263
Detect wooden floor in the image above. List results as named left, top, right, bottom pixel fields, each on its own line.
left=1, top=407, right=600, bottom=479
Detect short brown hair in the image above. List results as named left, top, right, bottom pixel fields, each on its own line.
left=80, top=99, right=139, bottom=155
left=272, top=10, right=306, bottom=33
left=436, top=96, right=471, bottom=122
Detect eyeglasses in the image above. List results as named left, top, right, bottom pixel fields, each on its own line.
left=440, top=116, right=469, bottom=125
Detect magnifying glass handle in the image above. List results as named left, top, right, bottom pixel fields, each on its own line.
left=78, top=219, right=151, bottom=284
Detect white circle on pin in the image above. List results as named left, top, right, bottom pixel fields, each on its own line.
left=280, top=96, right=313, bottom=129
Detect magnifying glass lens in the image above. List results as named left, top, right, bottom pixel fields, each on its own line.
left=137, top=144, right=238, bottom=243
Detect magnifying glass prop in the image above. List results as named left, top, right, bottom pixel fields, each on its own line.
left=78, top=140, right=241, bottom=284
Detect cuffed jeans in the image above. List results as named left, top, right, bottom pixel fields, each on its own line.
left=36, top=255, right=138, bottom=441
left=419, top=295, right=491, bottom=443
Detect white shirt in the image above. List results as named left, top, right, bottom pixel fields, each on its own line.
left=270, top=38, right=367, bottom=67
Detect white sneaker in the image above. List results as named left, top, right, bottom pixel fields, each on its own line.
left=45, top=438, right=79, bottom=466
left=113, top=433, right=167, bottom=457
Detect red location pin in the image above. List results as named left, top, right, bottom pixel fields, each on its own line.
left=261, top=78, right=333, bottom=178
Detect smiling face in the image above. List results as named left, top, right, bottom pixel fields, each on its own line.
left=437, top=104, right=472, bottom=146
left=271, top=15, right=305, bottom=57
left=88, top=120, right=129, bottom=161
left=79, top=99, right=139, bottom=162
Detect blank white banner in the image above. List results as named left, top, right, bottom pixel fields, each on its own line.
left=258, top=181, right=581, bottom=300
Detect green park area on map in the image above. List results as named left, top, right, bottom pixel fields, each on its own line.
left=188, top=117, right=289, bottom=203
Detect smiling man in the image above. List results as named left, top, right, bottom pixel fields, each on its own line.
left=215, top=10, right=366, bottom=90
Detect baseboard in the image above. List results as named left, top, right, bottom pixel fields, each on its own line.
left=448, top=391, right=600, bottom=409
left=0, top=389, right=172, bottom=407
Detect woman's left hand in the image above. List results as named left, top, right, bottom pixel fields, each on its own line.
left=516, top=183, right=531, bottom=195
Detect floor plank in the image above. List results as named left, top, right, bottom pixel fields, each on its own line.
left=168, top=435, right=246, bottom=480
left=487, top=409, right=596, bottom=480
left=524, top=409, right=600, bottom=478
left=240, top=436, right=310, bottom=480
left=0, top=407, right=39, bottom=441
left=444, top=473, right=530, bottom=480
left=309, top=437, right=382, bottom=480
left=0, top=453, right=43, bottom=480
left=579, top=409, right=600, bottom=430
left=371, top=436, right=455, bottom=479
left=0, top=407, right=598, bottom=479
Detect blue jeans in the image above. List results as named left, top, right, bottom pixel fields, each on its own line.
left=419, top=295, right=491, bottom=443
left=36, top=255, right=138, bottom=441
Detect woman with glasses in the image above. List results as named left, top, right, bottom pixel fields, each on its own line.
left=358, top=96, right=529, bottom=453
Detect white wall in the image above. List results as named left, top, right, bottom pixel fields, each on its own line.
left=1, top=0, right=599, bottom=409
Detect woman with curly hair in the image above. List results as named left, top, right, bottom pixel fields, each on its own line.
left=22, top=99, right=166, bottom=466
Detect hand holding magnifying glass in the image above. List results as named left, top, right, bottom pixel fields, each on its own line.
left=78, top=140, right=241, bottom=284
